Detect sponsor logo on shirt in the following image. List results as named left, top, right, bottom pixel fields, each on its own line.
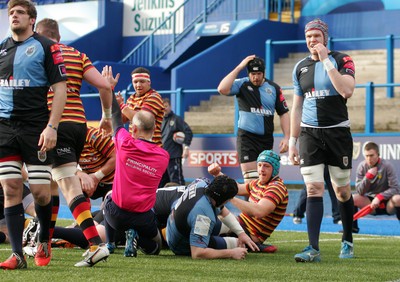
left=250, top=107, right=273, bottom=116
left=0, top=78, right=30, bottom=87
left=304, top=89, right=330, bottom=98
left=0, top=49, right=7, bottom=56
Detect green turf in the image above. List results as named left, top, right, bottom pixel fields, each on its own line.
left=1, top=226, right=400, bottom=282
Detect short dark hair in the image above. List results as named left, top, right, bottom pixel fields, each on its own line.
left=162, top=97, right=170, bottom=105
left=8, top=0, right=37, bottom=19
left=364, top=141, right=379, bottom=155
left=131, top=67, right=150, bottom=76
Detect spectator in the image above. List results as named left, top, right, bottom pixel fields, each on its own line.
left=352, top=141, right=400, bottom=232
left=35, top=18, right=112, bottom=267
left=218, top=55, right=289, bottom=185
left=289, top=18, right=356, bottom=262
left=166, top=176, right=259, bottom=259
left=293, top=166, right=341, bottom=225
left=0, top=0, right=67, bottom=270
left=160, top=98, right=193, bottom=187
left=110, top=66, right=165, bottom=146
left=208, top=150, right=288, bottom=253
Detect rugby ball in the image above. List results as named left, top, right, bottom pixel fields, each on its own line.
left=173, top=132, right=185, bottom=145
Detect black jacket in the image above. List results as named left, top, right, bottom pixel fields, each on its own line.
left=161, top=111, right=193, bottom=159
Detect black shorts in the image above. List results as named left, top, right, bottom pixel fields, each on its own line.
left=299, top=127, right=353, bottom=169
left=53, top=122, right=87, bottom=167
left=367, top=196, right=389, bottom=215
left=104, top=195, right=159, bottom=239
left=88, top=183, right=112, bottom=200
left=0, top=119, right=53, bottom=165
left=237, top=129, right=273, bottom=164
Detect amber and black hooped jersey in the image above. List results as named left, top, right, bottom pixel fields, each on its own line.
left=230, top=77, right=289, bottom=137
left=0, top=33, right=66, bottom=122
left=47, top=43, right=93, bottom=124
left=292, top=51, right=355, bottom=127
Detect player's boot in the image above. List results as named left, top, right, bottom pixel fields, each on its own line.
left=34, top=241, right=52, bottom=266
left=0, top=253, right=27, bottom=270
left=294, top=245, right=321, bottom=262
left=257, top=243, right=278, bottom=253
left=22, top=217, right=38, bottom=247
left=339, top=240, right=354, bottom=259
left=124, top=229, right=138, bottom=257
left=74, top=244, right=110, bottom=267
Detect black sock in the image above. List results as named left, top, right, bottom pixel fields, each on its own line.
left=306, top=197, right=323, bottom=251
left=35, top=199, right=53, bottom=243
left=53, top=226, right=89, bottom=249
left=339, top=196, right=354, bottom=243
left=4, top=204, right=25, bottom=256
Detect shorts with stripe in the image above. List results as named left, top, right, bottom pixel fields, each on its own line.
left=0, top=119, right=53, bottom=165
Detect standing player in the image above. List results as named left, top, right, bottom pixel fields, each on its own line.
left=0, top=0, right=67, bottom=270
left=289, top=18, right=356, bottom=262
left=218, top=55, right=290, bottom=184
left=35, top=18, right=112, bottom=267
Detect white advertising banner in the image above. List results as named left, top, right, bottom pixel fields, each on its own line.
left=123, top=0, right=184, bottom=36
left=0, top=2, right=98, bottom=43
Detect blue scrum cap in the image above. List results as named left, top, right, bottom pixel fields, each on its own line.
left=257, top=150, right=281, bottom=178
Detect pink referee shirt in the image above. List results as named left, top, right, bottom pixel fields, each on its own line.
left=112, top=128, right=169, bottom=213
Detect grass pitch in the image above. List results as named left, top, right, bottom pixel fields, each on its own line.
left=1, top=222, right=400, bottom=282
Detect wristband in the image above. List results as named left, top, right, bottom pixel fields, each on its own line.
left=322, top=58, right=335, bottom=72
left=102, top=108, right=112, bottom=119
left=47, top=124, right=57, bottom=131
left=289, top=137, right=297, bottom=148
left=94, top=170, right=105, bottom=181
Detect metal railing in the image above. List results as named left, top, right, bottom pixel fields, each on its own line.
left=84, top=81, right=400, bottom=135
left=121, top=0, right=297, bottom=66
left=266, top=35, right=400, bottom=98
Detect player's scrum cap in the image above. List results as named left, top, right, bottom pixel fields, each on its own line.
left=305, top=18, right=329, bottom=46
left=257, top=150, right=281, bottom=178
left=131, top=73, right=150, bottom=82
left=247, top=57, right=265, bottom=73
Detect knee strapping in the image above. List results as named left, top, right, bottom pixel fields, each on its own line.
left=300, top=164, right=325, bottom=183
left=52, top=165, right=77, bottom=181
left=26, top=165, right=52, bottom=185
left=328, top=166, right=350, bottom=187
left=0, top=161, right=22, bottom=180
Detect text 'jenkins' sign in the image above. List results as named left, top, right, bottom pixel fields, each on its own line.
left=188, top=150, right=239, bottom=167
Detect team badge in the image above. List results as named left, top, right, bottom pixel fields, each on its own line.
left=38, top=151, right=47, bottom=162
left=343, top=156, right=349, bottom=167
left=26, top=45, right=36, bottom=57
left=169, top=120, right=175, bottom=127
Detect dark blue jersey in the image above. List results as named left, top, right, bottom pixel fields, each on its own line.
left=0, top=33, right=66, bottom=122
left=230, top=77, right=288, bottom=136
left=292, top=51, right=355, bottom=127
